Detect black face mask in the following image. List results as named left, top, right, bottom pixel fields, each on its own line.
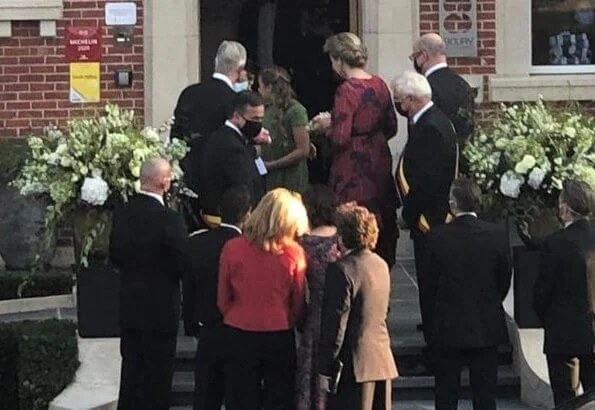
left=241, top=118, right=263, bottom=141
left=413, top=57, right=423, bottom=74
left=394, top=102, right=408, bottom=117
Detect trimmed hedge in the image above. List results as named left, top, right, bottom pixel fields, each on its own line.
left=0, top=270, right=74, bottom=301
left=0, top=319, right=79, bottom=410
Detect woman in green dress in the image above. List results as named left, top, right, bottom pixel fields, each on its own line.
left=259, top=66, right=311, bottom=194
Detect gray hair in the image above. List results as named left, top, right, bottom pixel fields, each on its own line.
left=414, top=33, right=447, bottom=56
left=140, top=157, right=171, bottom=185
left=214, top=40, right=247, bottom=74
left=391, top=71, right=432, bottom=99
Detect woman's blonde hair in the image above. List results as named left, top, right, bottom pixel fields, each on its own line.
left=244, top=188, right=309, bottom=252
left=323, top=32, right=368, bottom=68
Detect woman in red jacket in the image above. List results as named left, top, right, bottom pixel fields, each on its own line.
left=218, top=188, right=309, bottom=410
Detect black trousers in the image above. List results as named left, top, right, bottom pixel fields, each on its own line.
left=224, top=326, right=296, bottom=410
left=117, top=328, right=177, bottom=410
left=434, top=346, right=499, bottom=410
left=547, top=353, right=595, bottom=407
left=194, top=326, right=226, bottom=410
left=413, top=233, right=433, bottom=343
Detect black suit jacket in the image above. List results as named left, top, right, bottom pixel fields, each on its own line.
left=198, top=125, right=264, bottom=215
left=319, top=249, right=398, bottom=383
left=109, top=194, right=189, bottom=333
left=425, top=215, right=512, bottom=348
left=399, top=105, right=457, bottom=234
left=170, top=77, right=236, bottom=140
left=427, top=66, right=475, bottom=142
left=533, top=219, right=595, bottom=355
left=182, top=225, right=241, bottom=335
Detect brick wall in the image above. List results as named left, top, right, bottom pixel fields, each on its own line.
left=0, top=0, right=144, bottom=138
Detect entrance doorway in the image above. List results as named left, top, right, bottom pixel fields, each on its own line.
left=199, top=0, right=358, bottom=116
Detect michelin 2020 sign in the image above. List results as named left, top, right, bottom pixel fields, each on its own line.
left=439, top=0, right=478, bottom=58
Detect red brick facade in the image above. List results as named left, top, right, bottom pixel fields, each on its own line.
left=0, top=0, right=144, bottom=138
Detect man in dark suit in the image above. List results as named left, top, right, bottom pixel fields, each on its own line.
left=392, top=71, right=458, bottom=342
left=534, top=179, right=595, bottom=407
left=319, top=203, right=398, bottom=410
left=410, top=33, right=475, bottom=144
left=182, top=186, right=251, bottom=410
left=425, top=177, right=512, bottom=410
left=198, top=91, right=266, bottom=221
left=110, top=157, right=189, bottom=410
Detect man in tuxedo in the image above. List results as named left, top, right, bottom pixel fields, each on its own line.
left=534, top=179, right=595, bottom=407
left=183, top=186, right=252, bottom=410
left=410, top=33, right=475, bottom=144
left=198, top=91, right=266, bottom=222
left=392, top=71, right=458, bottom=343
left=425, top=178, right=512, bottom=410
left=110, top=157, right=189, bottom=410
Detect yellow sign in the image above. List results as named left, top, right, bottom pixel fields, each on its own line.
left=69, top=62, right=100, bottom=103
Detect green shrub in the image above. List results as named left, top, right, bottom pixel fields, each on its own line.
left=0, top=138, right=29, bottom=187
left=0, top=270, right=74, bottom=301
left=0, top=319, right=79, bottom=410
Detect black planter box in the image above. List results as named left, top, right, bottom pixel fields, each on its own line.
left=513, top=246, right=542, bottom=329
left=76, top=261, right=120, bottom=338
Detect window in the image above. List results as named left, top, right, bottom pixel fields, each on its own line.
left=531, top=0, right=595, bottom=74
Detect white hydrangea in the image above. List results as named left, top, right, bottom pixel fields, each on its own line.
left=80, top=176, right=109, bottom=206
left=514, top=154, right=537, bottom=174
left=141, top=127, right=161, bottom=143
left=499, top=171, right=524, bottom=198
left=19, top=182, right=47, bottom=196
left=527, top=167, right=547, bottom=190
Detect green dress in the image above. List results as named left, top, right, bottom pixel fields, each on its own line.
left=262, top=99, right=309, bottom=194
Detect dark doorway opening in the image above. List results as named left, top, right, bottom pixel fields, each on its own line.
left=200, top=0, right=353, bottom=116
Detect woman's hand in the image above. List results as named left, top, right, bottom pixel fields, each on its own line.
left=252, top=128, right=271, bottom=145
left=308, top=143, right=318, bottom=159
left=318, top=375, right=331, bottom=393
left=311, top=112, right=332, bottom=133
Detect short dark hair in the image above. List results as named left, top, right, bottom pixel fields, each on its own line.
left=450, top=177, right=482, bottom=213
left=226, top=91, right=264, bottom=119
left=334, top=202, right=378, bottom=250
left=561, top=179, right=593, bottom=217
left=220, top=186, right=251, bottom=224
left=302, top=184, right=338, bottom=228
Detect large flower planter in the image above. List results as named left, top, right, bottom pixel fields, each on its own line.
left=513, top=246, right=542, bottom=329
left=0, top=186, right=56, bottom=270
left=76, top=261, right=120, bottom=338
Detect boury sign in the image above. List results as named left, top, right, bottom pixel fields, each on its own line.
left=439, top=0, right=478, bottom=58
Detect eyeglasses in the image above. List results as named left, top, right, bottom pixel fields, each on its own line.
left=408, top=51, right=423, bottom=62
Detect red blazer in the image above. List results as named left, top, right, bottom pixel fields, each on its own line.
left=217, top=235, right=307, bottom=332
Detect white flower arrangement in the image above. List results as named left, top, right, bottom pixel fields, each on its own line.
left=12, top=104, right=189, bottom=266
left=464, top=99, right=595, bottom=237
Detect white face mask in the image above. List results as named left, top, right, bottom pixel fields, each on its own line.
left=233, top=81, right=250, bottom=92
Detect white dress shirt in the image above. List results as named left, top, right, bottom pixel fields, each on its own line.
left=455, top=212, right=478, bottom=218
left=220, top=223, right=242, bottom=235
left=412, top=101, right=434, bottom=125
left=225, top=120, right=243, bottom=137
left=212, top=73, right=234, bottom=90
left=424, top=62, right=448, bottom=77
left=138, top=190, right=164, bottom=206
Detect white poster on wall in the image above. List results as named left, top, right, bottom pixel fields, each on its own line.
left=439, top=0, right=478, bottom=58
left=105, top=2, right=137, bottom=26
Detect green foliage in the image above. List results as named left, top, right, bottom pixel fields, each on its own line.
left=0, top=319, right=79, bottom=410
left=0, top=270, right=73, bottom=301
left=464, top=99, right=595, bottom=235
left=0, top=139, right=29, bottom=187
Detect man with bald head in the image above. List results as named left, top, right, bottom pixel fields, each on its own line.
left=410, top=33, right=475, bottom=143
left=110, top=157, right=189, bottom=410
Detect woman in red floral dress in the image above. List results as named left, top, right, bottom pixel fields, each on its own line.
left=313, top=32, right=399, bottom=267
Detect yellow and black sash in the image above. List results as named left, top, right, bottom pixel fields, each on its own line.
left=396, top=143, right=460, bottom=234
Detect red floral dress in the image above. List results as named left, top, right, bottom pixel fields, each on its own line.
left=327, top=76, right=399, bottom=264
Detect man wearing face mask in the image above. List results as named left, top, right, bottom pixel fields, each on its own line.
left=197, top=91, right=266, bottom=224
left=409, top=33, right=475, bottom=144
left=391, top=71, right=457, bottom=345
left=534, top=179, right=595, bottom=407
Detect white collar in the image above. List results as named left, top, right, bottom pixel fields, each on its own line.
left=565, top=218, right=587, bottom=228
left=424, top=62, right=448, bottom=77
left=225, top=120, right=243, bottom=137
left=138, top=190, right=164, bottom=206
left=212, top=73, right=234, bottom=90
left=412, top=101, right=434, bottom=125
left=455, top=212, right=478, bottom=218
left=220, top=223, right=242, bottom=234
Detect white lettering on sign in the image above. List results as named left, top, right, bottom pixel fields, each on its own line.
left=105, top=2, right=137, bottom=26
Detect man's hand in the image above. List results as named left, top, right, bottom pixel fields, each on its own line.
left=253, top=128, right=271, bottom=145
left=318, top=375, right=331, bottom=393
